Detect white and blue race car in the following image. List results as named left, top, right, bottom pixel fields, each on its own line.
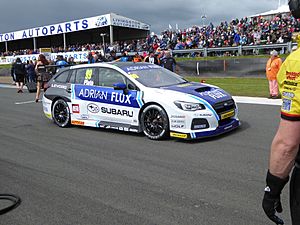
left=42, top=62, right=240, bottom=140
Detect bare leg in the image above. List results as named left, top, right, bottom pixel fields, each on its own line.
left=35, top=81, right=40, bottom=102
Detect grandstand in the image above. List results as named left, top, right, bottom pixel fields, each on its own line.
left=0, top=13, right=150, bottom=53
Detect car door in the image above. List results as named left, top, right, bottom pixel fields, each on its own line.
left=70, top=67, right=98, bottom=123
left=94, top=67, right=142, bottom=128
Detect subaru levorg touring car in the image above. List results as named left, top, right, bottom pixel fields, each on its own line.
left=42, top=62, right=240, bottom=140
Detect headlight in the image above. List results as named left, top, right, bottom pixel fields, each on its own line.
left=174, top=101, right=205, bottom=111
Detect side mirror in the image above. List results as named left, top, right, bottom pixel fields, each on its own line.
left=113, top=83, right=127, bottom=90
left=113, top=83, right=129, bottom=94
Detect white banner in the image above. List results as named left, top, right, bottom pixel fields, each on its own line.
left=0, top=13, right=150, bottom=43
left=0, top=51, right=90, bottom=64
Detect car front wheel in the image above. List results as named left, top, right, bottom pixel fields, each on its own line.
left=52, top=99, right=70, bottom=128
left=140, top=105, right=169, bottom=140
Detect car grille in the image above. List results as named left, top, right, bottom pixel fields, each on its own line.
left=213, top=99, right=235, bottom=115
left=213, top=99, right=236, bottom=126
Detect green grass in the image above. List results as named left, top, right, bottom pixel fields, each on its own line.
left=187, top=77, right=269, bottom=97
left=0, top=64, right=12, bottom=69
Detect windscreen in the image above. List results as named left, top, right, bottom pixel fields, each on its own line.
left=124, top=65, right=188, bottom=88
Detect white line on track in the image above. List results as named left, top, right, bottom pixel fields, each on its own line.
left=15, top=100, right=36, bottom=105
left=233, top=96, right=282, bottom=106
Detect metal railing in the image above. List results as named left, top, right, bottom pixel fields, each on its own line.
left=171, top=42, right=297, bottom=57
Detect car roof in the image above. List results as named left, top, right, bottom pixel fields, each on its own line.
left=68, top=62, right=158, bottom=72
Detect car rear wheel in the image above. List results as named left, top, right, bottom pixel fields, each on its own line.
left=141, top=105, right=169, bottom=140
left=52, top=99, right=70, bottom=127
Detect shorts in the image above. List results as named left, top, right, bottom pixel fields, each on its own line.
left=15, top=74, right=25, bottom=83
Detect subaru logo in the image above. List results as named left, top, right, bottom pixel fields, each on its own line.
left=87, top=103, right=100, bottom=113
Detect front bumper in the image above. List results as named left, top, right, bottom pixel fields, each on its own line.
left=170, top=118, right=240, bottom=140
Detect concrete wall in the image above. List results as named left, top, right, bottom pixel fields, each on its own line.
left=176, top=58, right=275, bottom=77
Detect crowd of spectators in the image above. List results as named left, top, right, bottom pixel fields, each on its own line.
left=1, top=13, right=300, bottom=57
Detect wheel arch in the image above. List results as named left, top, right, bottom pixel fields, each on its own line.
left=51, top=96, right=71, bottom=111
left=138, top=101, right=169, bottom=124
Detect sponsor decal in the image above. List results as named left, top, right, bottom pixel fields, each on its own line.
left=0, top=20, right=89, bottom=43
left=220, top=110, right=235, bottom=120
left=84, top=80, right=94, bottom=86
left=87, top=103, right=100, bottom=113
left=51, top=84, right=67, bottom=89
left=129, top=74, right=139, bottom=79
left=101, top=107, right=133, bottom=117
left=199, top=90, right=227, bottom=100
left=78, top=89, right=108, bottom=100
left=77, top=88, right=131, bottom=104
left=193, top=113, right=212, bottom=117
left=72, top=104, right=80, bottom=113
left=283, top=80, right=298, bottom=86
left=71, top=120, right=85, bottom=126
left=285, top=86, right=297, bottom=91
left=171, top=115, right=186, bottom=119
left=111, top=17, right=147, bottom=29
left=282, top=91, right=295, bottom=98
left=286, top=71, right=300, bottom=80
left=171, top=124, right=185, bottom=129
left=171, top=120, right=185, bottom=123
left=111, top=92, right=131, bottom=104
left=81, top=114, right=89, bottom=120
left=170, top=132, right=188, bottom=139
left=282, top=99, right=292, bottom=112
left=177, top=83, right=192, bottom=87
left=95, top=16, right=108, bottom=27
left=123, top=64, right=160, bottom=72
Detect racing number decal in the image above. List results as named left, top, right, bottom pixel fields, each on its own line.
left=85, top=69, right=93, bottom=80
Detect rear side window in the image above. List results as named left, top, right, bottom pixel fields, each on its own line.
left=68, top=68, right=98, bottom=85
left=54, top=71, right=69, bottom=83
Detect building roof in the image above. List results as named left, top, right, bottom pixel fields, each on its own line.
left=250, top=4, right=289, bottom=18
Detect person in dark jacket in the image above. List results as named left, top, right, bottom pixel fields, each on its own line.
left=161, top=51, right=177, bottom=72
left=11, top=58, right=26, bottom=93
left=26, top=60, right=36, bottom=83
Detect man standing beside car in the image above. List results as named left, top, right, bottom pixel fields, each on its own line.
left=262, top=1, right=300, bottom=224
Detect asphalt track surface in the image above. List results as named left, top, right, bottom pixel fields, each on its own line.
left=0, top=87, right=291, bottom=225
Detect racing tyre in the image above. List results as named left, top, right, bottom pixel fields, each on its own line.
left=141, top=104, right=169, bottom=140
left=52, top=99, right=70, bottom=128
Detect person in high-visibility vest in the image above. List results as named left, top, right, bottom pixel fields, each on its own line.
left=262, top=1, right=300, bottom=224
left=265, top=50, right=282, bottom=99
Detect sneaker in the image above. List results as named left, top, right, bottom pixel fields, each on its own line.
left=17, top=89, right=21, bottom=93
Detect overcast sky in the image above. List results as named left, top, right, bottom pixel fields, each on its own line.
left=0, top=0, right=288, bottom=34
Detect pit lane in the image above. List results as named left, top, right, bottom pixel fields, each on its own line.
left=0, top=87, right=290, bottom=225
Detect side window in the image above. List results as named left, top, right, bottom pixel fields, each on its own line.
left=54, top=70, right=70, bottom=83
left=74, top=68, right=97, bottom=85
left=99, top=68, right=126, bottom=88
left=127, top=79, right=138, bottom=90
